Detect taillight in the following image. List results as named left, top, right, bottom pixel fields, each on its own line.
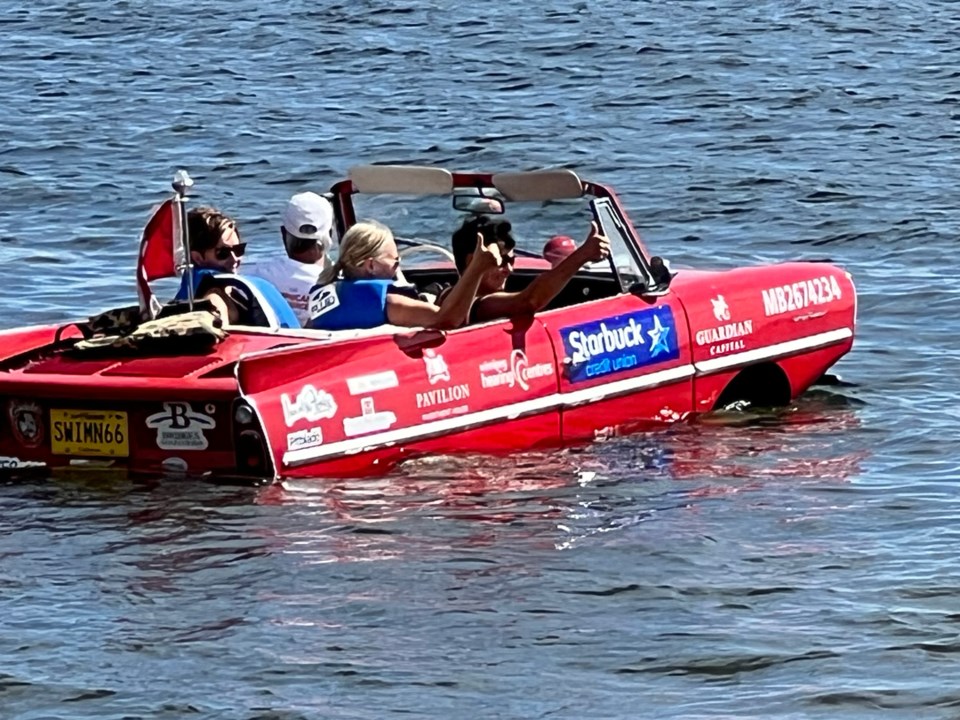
left=233, top=403, right=256, bottom=426
left=236, top=429, right=269, bottom=474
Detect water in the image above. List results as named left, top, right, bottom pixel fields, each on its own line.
left=2, top=1, right=960, bottom=717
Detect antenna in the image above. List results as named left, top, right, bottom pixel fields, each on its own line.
left=172, top=170, right=195, bottom=309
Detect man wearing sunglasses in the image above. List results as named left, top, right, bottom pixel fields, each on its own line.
left=447, top=215, right=611, bottom=324
left=174, top=206, right=246, bottom=300
left=246, top=192, right=335, bottom=326
left=174, top=206, right=298, bottom=328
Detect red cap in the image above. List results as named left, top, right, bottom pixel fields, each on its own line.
left=543, top=235, right=577, bottom=266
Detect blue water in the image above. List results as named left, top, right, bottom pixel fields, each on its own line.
left=3, top=1, right=960, bottom=718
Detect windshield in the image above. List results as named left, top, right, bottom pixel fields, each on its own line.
left=590, top=197, right=649, bottom=291
left=349, top=191, right=616, bottom=272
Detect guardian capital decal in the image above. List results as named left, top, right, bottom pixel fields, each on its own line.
left=560, top=307, right=680, bottom=383
left=694, top=294, right=754, bottom=356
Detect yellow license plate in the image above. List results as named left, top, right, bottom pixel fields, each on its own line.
left=51, top=409, right=129, bottom=458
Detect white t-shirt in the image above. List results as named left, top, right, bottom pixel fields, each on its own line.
left=245, top=255, right=323, bottom=327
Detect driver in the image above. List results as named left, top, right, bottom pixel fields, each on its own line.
left=444, top=215, right=611, bottom=324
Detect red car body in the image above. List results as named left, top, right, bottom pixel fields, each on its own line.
left=0, top=166, right=856, bottom=481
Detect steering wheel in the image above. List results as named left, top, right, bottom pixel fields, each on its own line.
left=399, top=242, right=457, bottom=265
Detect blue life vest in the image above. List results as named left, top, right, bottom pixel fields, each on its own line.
left=175, top=269, right=300, bottom=329
left=175, top=268, right=218, bottom=302
left=307, top=279, right=392, bottom=330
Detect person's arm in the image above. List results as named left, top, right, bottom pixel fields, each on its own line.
left=472, top=221, right=611, bottom=323
left=385, top=235, right=500, bottom=329
left=201, top=287, right=239, bottom=326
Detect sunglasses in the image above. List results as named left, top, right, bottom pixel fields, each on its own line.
left=500, top=253, right=516, bottom=268
left=377, top=253, right=401, bottom=270
left=213, top=242, right=247, bottom=261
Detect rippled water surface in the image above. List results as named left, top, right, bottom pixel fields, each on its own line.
left=3, top=1, right=960, bottom=718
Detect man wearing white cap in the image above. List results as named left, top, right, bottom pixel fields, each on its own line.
left=246, top=191, right=335, bottom=326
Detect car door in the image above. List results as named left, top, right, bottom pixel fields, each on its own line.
left=544, top=199, right=695, bottom=443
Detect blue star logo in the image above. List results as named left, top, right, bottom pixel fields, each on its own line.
left=647, top=313, right=672, bottom=357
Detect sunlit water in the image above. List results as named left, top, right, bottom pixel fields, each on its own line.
left=2, top=1, right=960, bottom=718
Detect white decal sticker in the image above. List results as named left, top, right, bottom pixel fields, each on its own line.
left=418, top=352, right=468, bottom=416
left=423, top=349, right=451, bottom=385
left=421, top=405, right=469, bottom=422
left=567, top=318, right=647, bottom=364
left=281, top=385, right=338, bottom=427
left=479, top=350, right=553, bottom=391
left=308, top=285, right=340, bottom=319
left=696, top=296, right=754, bottom=356
left=761, top=275, right=843, bottom=317
left=346, top=370, right=399, bottom=396
left=711, top=294, right=731, bottom=322
left=0, top=456, right=46, bottom=469
left=145, top=402, right=216, bottom=451
left=416, top=383, right=470, bottom=409
left=286, top=426, right=324, bottom=451
left=342, top=397, right=397, bottom=437
left=695, top=307, right=755, bottom=356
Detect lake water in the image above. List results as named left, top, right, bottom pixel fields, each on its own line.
left=2, top=1, right=960, bottom=718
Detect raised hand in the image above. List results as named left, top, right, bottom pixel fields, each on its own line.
left=471, top=232, right=502, bottom=270
left=579, top=221, right=611, bottom=263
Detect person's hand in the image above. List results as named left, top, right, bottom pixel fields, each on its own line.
left=579, top=221, right=611, bottom=263
left=471, top=232, right=502, bottom=270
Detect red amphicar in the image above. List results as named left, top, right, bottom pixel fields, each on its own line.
left=0, top=165, right=856, bottom=481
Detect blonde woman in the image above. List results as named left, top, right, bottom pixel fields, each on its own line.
left=307, top=220, right=499, bottom=331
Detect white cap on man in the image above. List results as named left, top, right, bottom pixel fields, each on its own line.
left=282, top=192, right=334, bottom=252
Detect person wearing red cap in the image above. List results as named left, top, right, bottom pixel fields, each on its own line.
left=543, top=235, right=577, bottom=267
left=447, top=216, right=611, bottom=324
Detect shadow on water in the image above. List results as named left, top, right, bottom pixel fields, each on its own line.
left=0, top=383, right=871, bottom=575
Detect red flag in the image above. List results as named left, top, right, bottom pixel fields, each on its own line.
left=136, top=199, right=183, bottom=317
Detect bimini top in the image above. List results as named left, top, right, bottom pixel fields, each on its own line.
left=347, top=164, right=584, bottom=201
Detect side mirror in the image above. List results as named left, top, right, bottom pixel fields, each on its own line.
left=631, top=257, right=674, bottom=296
left=649, top=256, right=673, bottom=289
left=452, top=194, right=505, bottom=215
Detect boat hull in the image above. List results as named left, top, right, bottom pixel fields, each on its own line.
left=0, top=260, right=854, bottom=481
